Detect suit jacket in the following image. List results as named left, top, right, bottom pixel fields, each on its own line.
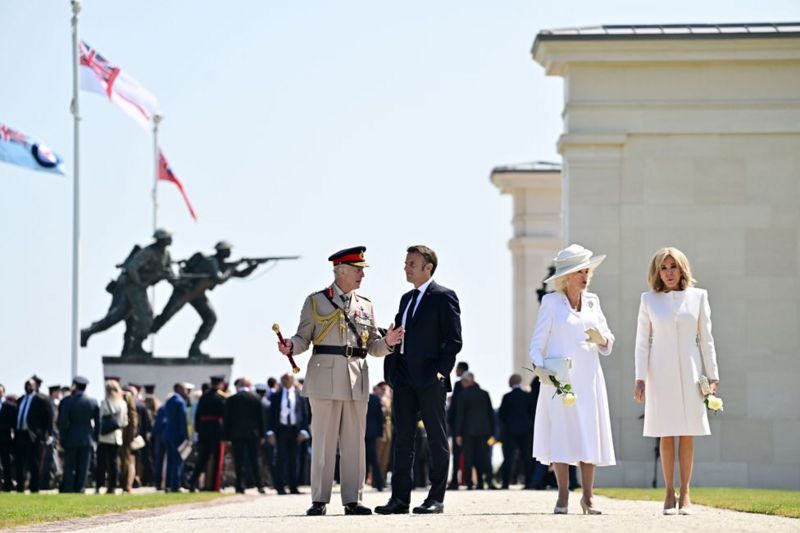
left=447, top=378, right=465, bottom=432
left=268, top=386, right=308, bottom=433
left=455, top=385, right=494, bottom=437
left=163, top=394, right=188, bottom=445
left=194, top=389, right=226, bottom=441
left=498, top=387, right=534, bottom=439
left=365, top=393, right=384, bottom=439
left=290, top=284, right=392, bottom=401
left=386, top=280, right=462, bottom=391
left=0, top=399, right=17, bottom=445
left=224, top=390, right=266, bottom=441
left=17, top=393, right=54, bottom=442
left=58, top=392, right=100, bottom=447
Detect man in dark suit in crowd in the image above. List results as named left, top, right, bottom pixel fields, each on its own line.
left=498, top=374, right=535, bottom=489
left=15, top=377, right=54, bottom=493
left=58, top=376, right=99, bottom=493
left=377, top=245, right=462, bottom=515
left=189, top=375, right=226, bottom=492
left=163, top=383, right=189, bottom=492
left=255, top=383, right=275, bottom=488
left=267, top=373, right=308, bottom=495
left=455, top=372, right=496, bottom=490
left=224, top=377, right=266, bottom=494
left=0, top=385, right=17, bottom=491
left=446, top=361, right=469, bottom=489
left=365, top=384, right=385, bottom=491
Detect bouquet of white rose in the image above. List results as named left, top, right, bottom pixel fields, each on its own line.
left=698, top=375, right=723, bottom=414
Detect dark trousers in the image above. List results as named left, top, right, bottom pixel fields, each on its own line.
left=273, top=426, right=298, bottom=491
left=153, top=437, right=166, bottom=489
left=14, top=432, right=43, bottom=493
left=165, top=442, right=184, bottom=492
left=449, top=440, right=462, bottom=486
left=0, top=441, right=13, bottom=491
left=232, top=438, right=262, bottom=491
left=501, top=431, right=533, bottom=487
left=261, top=441, right=275, bottom=487
left=365, top=436, right=383, bottom=490
left=61, top=445, right=92, bottom=493
left=391, top=379, right=449, bottom=504
left=96, top=443, right=120, bottom=491
left=189, top=436, right=221, bottom=489
left=462, top=435, right=491, bottom=488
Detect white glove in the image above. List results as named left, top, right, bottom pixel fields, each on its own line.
left=585, top=327, right=606, bottom=345
left=534, top=366, right=556, bottom=383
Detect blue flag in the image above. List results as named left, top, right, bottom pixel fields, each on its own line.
left=0, top=121, right=64, bottom=175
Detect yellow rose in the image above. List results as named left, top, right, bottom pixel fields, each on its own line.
left=707, top=395, right=724, bottom=411
left=562, top=392, right=577, bottom=407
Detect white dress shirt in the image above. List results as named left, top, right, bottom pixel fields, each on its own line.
left=400, top=278, right=433, bottom=355
left=280, top=387, right=297, bottom=426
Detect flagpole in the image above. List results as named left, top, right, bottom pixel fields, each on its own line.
left=70, top=0, right=82, bottom=380
left=150, top=113, right=162, bottom=355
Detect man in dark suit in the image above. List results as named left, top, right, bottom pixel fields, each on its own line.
left=163, top=383, right=189, bottom=492
left=15, top=377, right=54, bottom=493
left=0, top=385, right=17, bottom=491
left=267, top=373, right=308, bottom=495
left=446, top=361, right=469, bottom=489
left=224, top=377, right=266, bottom=494
left=376, top=245, right=462, bottom=515
left=498, top=374, right=535, bottom=489
left=365, top=385, right=385, bottom=491
left=455, top=372, right=496, bottom=490
left=59, top=376, right=100, bottom=493
left=189, top=375, right=226, bottom=492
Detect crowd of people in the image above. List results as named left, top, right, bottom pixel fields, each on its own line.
left=0, top=365, right=558, bottom=496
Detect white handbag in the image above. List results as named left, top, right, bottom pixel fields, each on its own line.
left=542, top=357, right=573, bottom=383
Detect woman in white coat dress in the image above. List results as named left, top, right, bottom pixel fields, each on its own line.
left=529, top=244, right=616, bottom=515
left=633, top=247, right=719, bottom=515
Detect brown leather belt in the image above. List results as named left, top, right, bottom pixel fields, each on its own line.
left=313, top=345, right=367, bottom=358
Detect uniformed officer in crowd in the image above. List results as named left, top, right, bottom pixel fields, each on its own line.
left=58, top=376, right=99, bottom=493
left=151, top=241, right=259, bottom=358
left=277, top=246, right=403, bottom=516
left=189, top=375, right=226, bottom=492
left=81, top=228, right=175, bottom=356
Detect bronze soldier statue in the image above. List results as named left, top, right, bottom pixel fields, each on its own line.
left=150, top=241, right=261, bottom=358
left=80, top=228, right=174, bottom=356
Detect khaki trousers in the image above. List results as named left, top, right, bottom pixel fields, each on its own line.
left=309, top=398, right=367, bottom=505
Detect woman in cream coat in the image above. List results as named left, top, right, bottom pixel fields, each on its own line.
left=530, top=244, right=616, bottom=515
left=96, top=379, right=128, bottom=494
left=634, top=247, right=719, bottom=515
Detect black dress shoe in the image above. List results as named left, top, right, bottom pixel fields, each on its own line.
left=375, top=498, right=410, bottom=514
left=306, top=502, right=327, bottom=516
left=257, top=487, right=266, bottom=494
left=344, top=502, right=373, bottom=515
left=413, top=500, right=444, bottom=514
left=290, top=488, right=301, bottom=495
left=276, top=488, right=287, bottom=495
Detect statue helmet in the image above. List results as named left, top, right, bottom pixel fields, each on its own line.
left=153, top=228, right=173, bottom=240
left=214, top=240, right=233, bottom=251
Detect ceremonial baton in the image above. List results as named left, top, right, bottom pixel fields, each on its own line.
left=272, top=323, right=300, bottom=374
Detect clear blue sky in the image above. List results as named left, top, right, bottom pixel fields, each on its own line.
left=1, top=1, right=797, bottom=402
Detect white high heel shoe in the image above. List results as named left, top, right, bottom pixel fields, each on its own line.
left=553, top=506, right=568, bottom=515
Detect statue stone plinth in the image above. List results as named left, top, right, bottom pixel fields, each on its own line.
left=102, top=355, right=234, bottom=401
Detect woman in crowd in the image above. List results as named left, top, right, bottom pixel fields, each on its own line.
left=529, top=244, right=616, bottom=515
left=634, top=247, right=719, bottom=515
left=96, top=379, right=128, bottom=494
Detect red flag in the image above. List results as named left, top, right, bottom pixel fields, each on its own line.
left=158, top=150, right=198, bottom=221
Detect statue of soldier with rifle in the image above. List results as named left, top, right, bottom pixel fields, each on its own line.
left=80, top=228, right=175, bottom=356
left=151, top=240, right=298, bottom=358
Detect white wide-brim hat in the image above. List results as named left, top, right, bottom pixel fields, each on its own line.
left=544, top=244, right=606, bottom=283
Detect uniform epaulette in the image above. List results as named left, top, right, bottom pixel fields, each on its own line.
left=357, top=294, right=371, bottom=302
left=216, top=390, right=226, bottom=397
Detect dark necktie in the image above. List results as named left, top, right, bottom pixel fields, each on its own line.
left=405, top=289, right=420, bottom=327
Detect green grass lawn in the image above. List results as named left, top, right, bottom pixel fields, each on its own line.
left=0, top=492, right=230, bottom=529
left=596, top=487, right=800, bottom=519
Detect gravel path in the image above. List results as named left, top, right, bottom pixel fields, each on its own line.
left=9, top=486, right=798, bottom=532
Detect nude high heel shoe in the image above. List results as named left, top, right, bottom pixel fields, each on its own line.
left=580, top=497, right=602, bottom=515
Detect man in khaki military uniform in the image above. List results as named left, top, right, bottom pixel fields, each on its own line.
left=278, top=246, right=403, bottom=516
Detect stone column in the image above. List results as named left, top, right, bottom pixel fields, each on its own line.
left=491, top=163, right=562, bottom=378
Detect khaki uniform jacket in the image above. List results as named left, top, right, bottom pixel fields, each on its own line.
left=290, top=284, right=392, bottom=401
